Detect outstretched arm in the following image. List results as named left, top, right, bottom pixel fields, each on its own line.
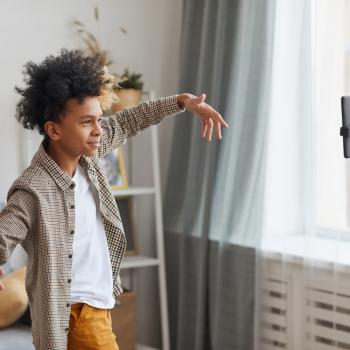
left=97, top=95, right=184, bottom=157
left=97, top=93, right=229, bottom=157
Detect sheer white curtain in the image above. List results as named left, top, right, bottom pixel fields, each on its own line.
left=257, top=1, right=350, bottom=349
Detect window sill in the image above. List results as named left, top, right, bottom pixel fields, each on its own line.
left=261, top=234, right=350, bottom=267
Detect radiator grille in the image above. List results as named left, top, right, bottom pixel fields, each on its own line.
left=305, top=281, right=350, bottom=350
left=260, top=278, right=289, bottom=349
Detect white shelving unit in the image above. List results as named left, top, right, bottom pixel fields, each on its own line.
left=136, top=345, right=159, bottom=350
left=113, top=187, right=156, bottom=197
left=121, top=255, right=160, bottom=269
left=114, top=92, right=170, bottom=350
left=136, top=345, right=158, bottom=350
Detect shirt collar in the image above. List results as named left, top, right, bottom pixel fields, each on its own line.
left=32, top=141, right=94, bottom=191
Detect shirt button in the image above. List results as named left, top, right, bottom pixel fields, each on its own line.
left=70, top=205, right=75, bottom=209
left=69, top=254, right=72, bottom=258
left=70, top=184, right=75, bottom=189
left=70, top=230, right=74, bottom=235
left=65, top=327, right=69, bottom=332
left=68, top=279, right=72, bottom=283
left=66, top=303, right=70, bottom=307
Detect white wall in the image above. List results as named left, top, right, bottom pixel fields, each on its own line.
left=0, top=0, right=182, bottom=200
left=0, top=0, right=183, bottom=347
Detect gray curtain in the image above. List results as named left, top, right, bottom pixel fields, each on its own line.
left=163, top=1, right=275, bottom=349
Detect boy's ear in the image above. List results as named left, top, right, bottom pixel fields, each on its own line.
left=44, top=121, right=61, bottom=141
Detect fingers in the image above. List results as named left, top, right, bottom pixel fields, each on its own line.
left=216, top=121, right=222, bottom=139
left=209, top=107, right=228, bottom=129
left=194, top=93, right=229, bottom=129
left=207, top=119, right=214, bottom=141
left=201, top=119, right=223, bottom=141
left=201, top=120, right=207, bottom=138
left=219, top=114, right=229, bottom=128
left=213, top=111, right=228, bottom=129
left=196, top=94, right=228, bottom=141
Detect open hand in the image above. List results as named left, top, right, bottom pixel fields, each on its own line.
left=0, top=266, right=5, bottom=291
left=177, top=93, right=229, bottom=142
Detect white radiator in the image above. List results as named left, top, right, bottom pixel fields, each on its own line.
left=305, top=277, right=350, bottom=350
left=260, top=256, right=350, bottom=350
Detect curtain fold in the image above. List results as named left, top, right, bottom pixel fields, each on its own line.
left=163, top=1, right=276, bottom=349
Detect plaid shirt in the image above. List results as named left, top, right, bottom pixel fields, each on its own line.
left=0, top=95, right=184, bottom=350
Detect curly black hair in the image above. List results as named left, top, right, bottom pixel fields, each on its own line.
left=15, top=49, right=104, bottom=136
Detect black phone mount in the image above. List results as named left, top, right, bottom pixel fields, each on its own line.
left=341, top=96, right=350, bottom=158
left=340, top=126, right=349, bottom=137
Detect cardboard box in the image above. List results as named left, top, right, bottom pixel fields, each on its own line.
left=110, top=290, right=136, bottom=350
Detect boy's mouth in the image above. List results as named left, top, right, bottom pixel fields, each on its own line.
left=88, top=140, right=101, bottom=147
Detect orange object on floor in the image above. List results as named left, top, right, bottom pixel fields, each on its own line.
left=67, top=303, right=119, bottom=350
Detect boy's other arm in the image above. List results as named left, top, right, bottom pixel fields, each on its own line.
left=0, top=190, right=35, bottom=290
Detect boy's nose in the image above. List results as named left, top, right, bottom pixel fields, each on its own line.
left=93, top=123, right=103, bottom=136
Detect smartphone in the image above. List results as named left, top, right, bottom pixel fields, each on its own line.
left=341, top=96, right=350, bottom=158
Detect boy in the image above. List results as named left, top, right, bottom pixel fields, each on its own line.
left=0, top=49, right=228, bottom=350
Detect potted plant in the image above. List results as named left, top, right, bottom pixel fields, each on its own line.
left=112, top=68, right=144, bottom=112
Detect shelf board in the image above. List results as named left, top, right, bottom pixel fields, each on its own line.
left=136, top=344, right=159, bottom=350
left=121, top=255, right=160, bottom=269
left=112, top=186, right=156, bottom=197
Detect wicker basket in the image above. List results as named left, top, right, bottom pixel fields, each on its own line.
left=110, top=290, right=136, bottom=350
left=112, top=89, right=143, bottom=112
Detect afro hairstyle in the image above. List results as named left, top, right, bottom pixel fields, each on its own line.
left=15, top=49, right=105, bottom=136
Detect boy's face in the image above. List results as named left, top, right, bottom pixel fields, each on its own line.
left=51, top=96, right=103, bottom=157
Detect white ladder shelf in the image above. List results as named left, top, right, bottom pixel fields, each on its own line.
left=114, top=92, right=170, bottom=350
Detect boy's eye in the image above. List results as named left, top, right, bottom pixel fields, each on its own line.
left=82, top=118, right=102, bottom=125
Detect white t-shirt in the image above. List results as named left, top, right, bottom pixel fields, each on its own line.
left=70, top=164, right=115, bottom=309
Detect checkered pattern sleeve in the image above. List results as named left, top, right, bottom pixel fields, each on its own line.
left=0, top=189, right=36, bottom=265
left=98, top=94, right=185, bottom=157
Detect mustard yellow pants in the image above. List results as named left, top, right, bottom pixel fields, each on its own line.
left=67, top=303, right=119, bottom=350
